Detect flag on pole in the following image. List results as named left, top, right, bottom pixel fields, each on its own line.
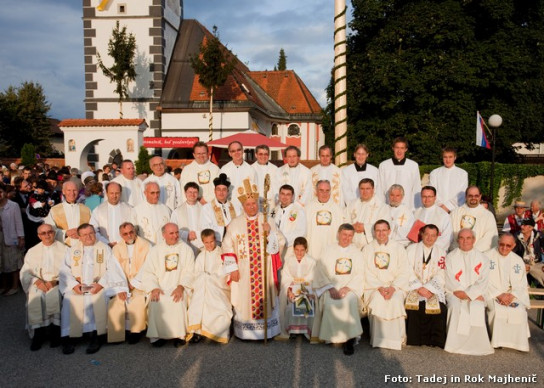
left=476, top=111, right=491, bottom=149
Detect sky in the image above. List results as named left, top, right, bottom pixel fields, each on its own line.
left=0, top=0, right=352, bottom=120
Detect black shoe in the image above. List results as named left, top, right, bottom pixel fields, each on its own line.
left=152, top=339, right=167, bottom=348
left=343, top=338, right=355, bottom=356
left=128, top=332, right=142, bottom=345
left=49, top=325, right=61, bottom=348
left=189, top=334, right=202, bottom=344
left=173, top=339, right=186, bottom=348
left=30, top=328, right=45, bottom=351
left=86, top=331, right=103, bottom=354
left=61, top=337, right=75, bottom=355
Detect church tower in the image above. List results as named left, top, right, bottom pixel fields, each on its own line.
left=82, top=0, right=183, bottom=136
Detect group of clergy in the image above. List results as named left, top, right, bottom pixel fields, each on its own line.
left=18, top=138, right=533, bottom=357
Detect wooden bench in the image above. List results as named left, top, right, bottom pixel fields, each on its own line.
left=528, top=287, right=544, bottom=328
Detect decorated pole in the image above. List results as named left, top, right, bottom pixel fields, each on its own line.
left=334, top=0, right=348, bottom=166
left=262, top=173, right=271, bottom=344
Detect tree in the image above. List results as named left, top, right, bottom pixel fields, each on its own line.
left=190, top=26, right=235, bottom=141
left=97, top=21, right=137, bottom=119
left=135, top=146, right=152, bottom=175
left=277, top=48, right=287, bottom=71
left=334, top=0, right=544, bottom=164
left=0, top=82, right=52, bottom=157
left=21, top=143, right=37, bottom=167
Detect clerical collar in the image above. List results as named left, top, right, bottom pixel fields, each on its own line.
left=392, top=158, right=406, bottom=166
left=289, top=164, right=298, bottom=169
left=280, top=203, right=292, bottom=210
left=215, top=199, right=228, bottom=206
left=246, top=214, right=258, bottom=220
left=64, top=201, right=77, bottom=205
left=354, top=163, right=367, bottom=172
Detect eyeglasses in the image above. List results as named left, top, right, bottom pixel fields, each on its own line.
left=38, top=231, right=55, bottom=235
left=499, top=243, right=515, bottom=248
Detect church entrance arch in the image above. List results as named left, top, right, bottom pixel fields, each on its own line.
left=79, top=139, right=104, bottom=171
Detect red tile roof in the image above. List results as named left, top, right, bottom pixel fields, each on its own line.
left=249, top=71, right=322, bottom=114
left=59, top=119, right=147, bottom=127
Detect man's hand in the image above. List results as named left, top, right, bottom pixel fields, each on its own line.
left=287, top=288, right=295, bottom=302
left=90, top=283, right=104, bottom=295
left=353, top=222, right=364, bottom=234
left=439, top=204, right=450, bottom=214
left=338, top=287, right=351, bottom=299
left=262, top=222, right=271, bottom=233
left=453, top=290, right=470, bottom=300
left=230, top=270, right=240, bottom=282
left=117, top=292, right=128, bottom=302
left=526, top=264, right=531, bottom=273
left=329, top=288, right=341, bottom=300
left=34, top=279, right=48, bottom=293
left=150, top=288, right=164, bottom=302
left=199, top=198, right=207, bottom=205
left=379, top=286, right=395, bottom=300
left=65, top=228, right=78, bottom=239
left=417, top=287, right=433, bottom=299
left=73, top=284, right=83, bottom=295
left=188, top=231, right=197, bottom=241
left=17, top=237, right=25, bottom=250
left=171, top=285, right=184, bottom=303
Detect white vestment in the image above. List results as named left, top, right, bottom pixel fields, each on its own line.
left=444, top=248, right=493, bottom=355
left=187, top=246, right=232, bottom=343
left=222, top=213, right=285, bottom=340
left=220, top=161, right=257, bottom=210
left=388, top=204, right=415, bottom=247
left=110, top=237, right=150, bottom=335
left=141, top=240, right=195, bottom=340
left=112, top=174, right=144, bottom=207
left=143, top=173, right=181, bottom=211
left=485, top=248, right=530, bottom=352
left=179, top=159, right=219, bottom=203
left=450, top=204, right=498, bottom=251
left=133, top=202, right=171, bottom=245
left=277, top=163, right=313, bottom=207
left=406, top=242, right=447, bottom=304
left=310, top=164, right=343, bottom=207
left=272, top=202, right=307, bottom=249
left=59, top=242, right=128, bottom=337
left=44, top=202, right=91, bottom=246
left=363, top=239, right=409, bottom=350
left=341, top=163, right=381, bottom=207
left=170, top=201, right=203, bottom=256
left=279, top=252, right=328, bottom=342
left=252, top=161, right=279, bottom=210
left=200, top=199, right=240, bottom=243
left=20, top=241, right=66, bottom=334
left=90, top=201, right=135, bottom=245
left=306, top=198, right=345, bottom=258
left=429, top=165, right=468, bottom=211
left=346, top=196, right=391, bottom=249
left=317, top=243, right=365, bottom=343
left=378, top=158, right=421, bottom=210
left=414, top=205, right=453, bottom=251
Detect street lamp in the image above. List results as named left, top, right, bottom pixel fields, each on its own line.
left=488, top=114, right=502, bottom=202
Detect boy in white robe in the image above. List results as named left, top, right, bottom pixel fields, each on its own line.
left=187, top=229, right=232, bottom=343
left=141, top=223, right=195, bottom=347
left=444, top=228, right=494, bottom=355
left=363, top=219, right=410, bottom=350
left=310, top=145, right=343, bottom=206
left=485, top=233, right=530, bottom=352
left=278, top=237, right=328, bottom=343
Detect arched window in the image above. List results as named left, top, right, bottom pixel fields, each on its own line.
left=271, top=123, right=279, bottom=136
left=287, top=124, right=300, bottom=137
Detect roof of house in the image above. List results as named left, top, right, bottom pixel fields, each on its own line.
left=160, top=20, right=321, bottom=121
left=58, top=119, right=147, bottom=127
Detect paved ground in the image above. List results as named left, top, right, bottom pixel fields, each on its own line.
left=1, top=291, right=543, bottom=387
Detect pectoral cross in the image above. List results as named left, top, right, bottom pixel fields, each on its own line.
left=398, top=214, right=406, bottom=226
left=513, top=264, right=521, bottom=274
left=489, top=261, right=495, bottom=270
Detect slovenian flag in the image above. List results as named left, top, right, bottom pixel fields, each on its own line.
left=476, top=111, right=491, bottom=149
